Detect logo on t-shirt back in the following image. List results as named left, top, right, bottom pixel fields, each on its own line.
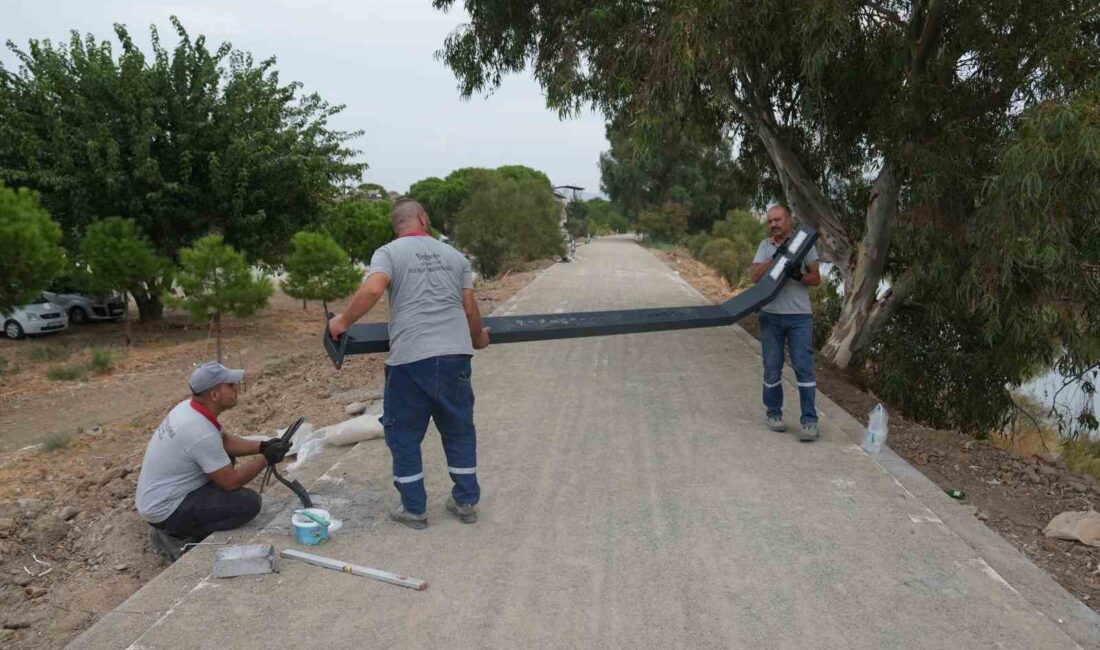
left=411, top=251, right=451, bottom=274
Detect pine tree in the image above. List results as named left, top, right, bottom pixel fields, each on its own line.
left=282, top=231, right=361, bottom=315
left=169, top=235, right=273, bottom=363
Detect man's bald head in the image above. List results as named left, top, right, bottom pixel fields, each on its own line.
left=390, top=198, right=429, bottom=234
left=765, top=204, right=794, bottom=239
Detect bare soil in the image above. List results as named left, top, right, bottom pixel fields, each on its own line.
left=654, top=247, right=1100, bottom=610
left=0, top=261, right=551, bottom=649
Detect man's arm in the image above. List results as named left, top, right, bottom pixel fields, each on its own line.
left=222, top=433, right=261, bottom=458
left=207, top=457, right=268, bottom=491
left=463, top=288, right=491, bottom=350
left=750, top=261, right=771, bottom=284
left=329, top=272, right=390, bottom=339
left=801, top=260, right=821, bottom=287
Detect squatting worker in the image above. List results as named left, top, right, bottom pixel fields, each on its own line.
left=749, top=204, right=822, bottom=442
left=135, top=362, right=291, bottom=561
left=328, top=198, right=490, bottom=529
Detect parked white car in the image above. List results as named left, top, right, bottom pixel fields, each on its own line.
left=2, top=296, right=69, bottom=338
left=42, top=290, right=125, bottom=324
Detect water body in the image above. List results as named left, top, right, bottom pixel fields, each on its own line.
left=1018, top=365, right=1099, bottom=438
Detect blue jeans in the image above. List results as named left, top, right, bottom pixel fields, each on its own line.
left=382, top=355, right=480, bottom=515
left=758, top=312, right=817, bottom=425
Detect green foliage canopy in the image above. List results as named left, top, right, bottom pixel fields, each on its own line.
left=453, top=172, right=564, bottom=277
left=326, top=199, right=393, bottom=265
left=0, top=183, right=65, bottom=312
left=169, top=234, right=273, bottom=361
left=635, top=203, right=688, bottom=245
left=408, top=165, right=552, bottom=235
left=433, top=0, right=1100, bottom=434
left=599, top=118, right=751, bottom=232
left=0, top=18, right=364, bottom=317
left=82, top=216, right=170, bottom=342
left=81, top=217, right=168, bottom=301
left=282, top=231, right=361, bottom=311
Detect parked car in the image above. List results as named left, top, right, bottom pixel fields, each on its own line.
left=2, top=296, right=69, bottom=338
left=42, top=290, right=125, bottom=324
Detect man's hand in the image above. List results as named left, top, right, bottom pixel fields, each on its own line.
left=328, top=313, right=348, bottom=340
left=787, top=264, right=804, bottom=282
left=260, top=439, right=290, bottom=466
left=473, top=327, right=491, bottom=350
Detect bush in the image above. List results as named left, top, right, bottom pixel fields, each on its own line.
left=47, top=364, right=88, bottom=382
left=636, top=202, right=688, bottom=244
left=810, top=280, right=843, bottom=350
left=684, top=232, right=711, bottom=258
left=88, top=347, right=120, bottom=375
left=454, top=173, right=564, bottom=277
left=0, top=357, right=8, bottom=377
left=42, top=433, right=71, bottom=451
left=711, top=209, right=767, bottom=244
left=699, top=235, right=754, bottom=287
left=861, top=306, right=1017, bottom=435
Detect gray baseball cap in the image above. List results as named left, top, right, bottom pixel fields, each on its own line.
left=188, top=361, right=244, bottom=395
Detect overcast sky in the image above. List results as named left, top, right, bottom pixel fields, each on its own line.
left=2, top=0, right=609, bottom=194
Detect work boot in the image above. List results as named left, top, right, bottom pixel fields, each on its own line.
left=446, top=496, right=478, bottom=524
left=799, top=422, right=820, bottom=442
left=389, top=503, right=427, bottom=530
left=766, top=416, right=786, bottom=432
left=148, top=527, right=192, bottom=564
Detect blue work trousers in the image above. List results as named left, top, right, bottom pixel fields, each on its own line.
left=382, top=355, right=480, bottom=515
left=758, top=312, right=818, bottom=425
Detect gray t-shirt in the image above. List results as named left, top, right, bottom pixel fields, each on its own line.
left=753, top=238, right=820, bottom=315
left=368, top=235, right=475, bottom=366
left=135, top=400, right=231, bottom=523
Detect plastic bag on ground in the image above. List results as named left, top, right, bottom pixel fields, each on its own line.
left=861, top=404, right=888, bottom=453
left=287, top=437, right=326, bottom=473
left=321, top=412, right=385, bottom=446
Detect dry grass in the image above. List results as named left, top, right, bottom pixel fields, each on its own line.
left=46, top=364, right=88, bottom=382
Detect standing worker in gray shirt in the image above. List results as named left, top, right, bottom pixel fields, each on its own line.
left=328, top=199, right=490, bottom=529
left=749, top=204, right=822, bottom=442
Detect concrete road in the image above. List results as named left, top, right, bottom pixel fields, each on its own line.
left=76, top=237, right=1100, bottom=649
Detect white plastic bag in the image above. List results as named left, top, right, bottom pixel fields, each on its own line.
left=322, top=412, right=385, bottom=446
left=861, top=404, right=889, bottom=453
left=287, top=437, right=326, bottom=473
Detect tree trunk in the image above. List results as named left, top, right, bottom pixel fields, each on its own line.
left=732, top=96, right=907, bottom=368
left=752, top=122, right=855, bottom=285
left=134, top=292, right=164, bottom=322
left=302, top=299, right=307, bottom=310
left=214, top=311, right=223, bottom=364
left=123, top=294, right=133, bottom=347
left=821, top=162, right=902, bottom=367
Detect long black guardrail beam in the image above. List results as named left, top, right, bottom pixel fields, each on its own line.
left=324, top=226, right=818, bottom=368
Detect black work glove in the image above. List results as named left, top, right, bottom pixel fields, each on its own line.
left=787, top=264, right=804, bottom=282
left=260, top=438, right=290, bottom=466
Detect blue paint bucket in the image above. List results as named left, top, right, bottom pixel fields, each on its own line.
left=291, top=508, right=331, bottom=546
